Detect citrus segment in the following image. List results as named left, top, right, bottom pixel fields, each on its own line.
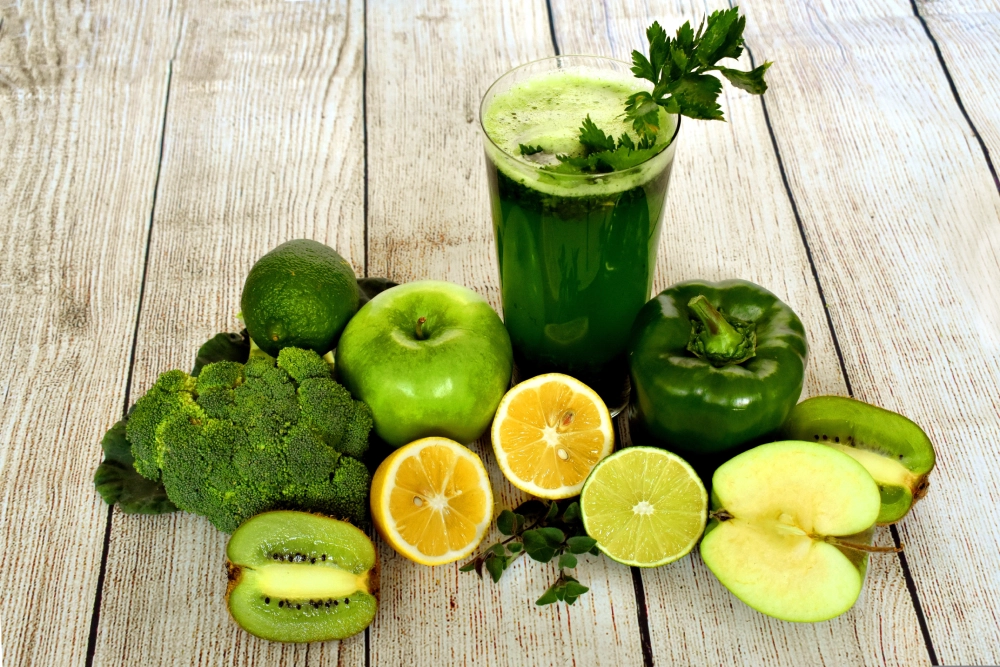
left=371, top=437, right=493, bottom=566
left=580, top=447, right=707, bottom=567
left=491, top=374, right=614, bottom=499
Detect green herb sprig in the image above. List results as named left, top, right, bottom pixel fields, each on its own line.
left=460, top=499, right=598, bottom=606
left=539, top=8, right=770, bottom=175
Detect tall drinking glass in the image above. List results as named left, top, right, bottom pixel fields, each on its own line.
left=480, top=56, right=679, bottom=408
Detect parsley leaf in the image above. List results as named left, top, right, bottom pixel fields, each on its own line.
left=544, top=7, right=771, bottom=175
left=519, top=144, right=544, bottom=156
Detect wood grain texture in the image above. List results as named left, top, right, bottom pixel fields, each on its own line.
left=739, top=0, right=1000, bottom=663
left=0, top=2, right=178, bottom=665
left=0, top=61, right=168, bottom=667
left=365, top=2, right=645, bottom=665
left=549, top=1, right=930, bottom=665
left=90, top=1, right=367, bottom=665
left=0, top=0, right=176, bottom=67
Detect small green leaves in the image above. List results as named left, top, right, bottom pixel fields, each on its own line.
left=519, top=144, right=544, bottom=156
left=566, top=535, right=597, bottom=554
left=578, top=116, right=617, bottom=153
left=537, top=573, right=590, bottom=606
left=459, top=499, right=596, bottom=606
left=719, top=62, right=771, bottom=95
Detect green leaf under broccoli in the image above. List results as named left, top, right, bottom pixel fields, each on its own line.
left=93, top=420, right=178, bottom=515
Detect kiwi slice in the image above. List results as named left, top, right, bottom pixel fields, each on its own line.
left=225, top=511, right=378, bottom=643
left=781, top=396, right=935, bottom=524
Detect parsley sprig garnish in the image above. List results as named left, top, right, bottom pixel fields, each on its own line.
left=460, top=499, right=598, bottom=606
left=533, top=8, right=770, bottom=175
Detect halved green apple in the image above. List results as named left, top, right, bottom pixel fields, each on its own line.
left=781, top=396, right=935, bottom=523
left=700, top=441, right=883, bottom=623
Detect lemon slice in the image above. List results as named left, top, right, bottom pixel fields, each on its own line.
left=580, top=447, right=708, bottom=567
left=491, top=373, right=614, bottom=499
left=370, top=437, right=493, bottom=566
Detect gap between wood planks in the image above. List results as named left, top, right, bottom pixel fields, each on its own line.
left=733, top=0, right=1000, bottom=663
left=909, top=0, right=1000, bottom=197
left=83, top=60, right=175, bottom=667
left=77, top=2, right=997, bottom=666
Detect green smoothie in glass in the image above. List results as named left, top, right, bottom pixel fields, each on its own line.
left=480, top=57, right=679, bottom=401
left=480, top=13, right=771, bottom=405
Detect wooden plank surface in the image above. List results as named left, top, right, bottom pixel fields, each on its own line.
left=914, top=0, right=1000, bottom=357
left=548, top=1, right=930, bottom=665
left=89, top=2, right=367, bottom=665
left=740, top=0, right=1000, bottom=664
left=364, top=2, right=646, bottom=665
left=2, top=0, right=1000, bottom=664
left=0, top=2, right=174, bottom=665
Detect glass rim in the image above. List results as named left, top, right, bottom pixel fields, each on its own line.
left=478, top=54, right=682, bottom=178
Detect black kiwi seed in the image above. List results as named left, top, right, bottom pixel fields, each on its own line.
left=333, top=600, right=338, bottom=606
left=344, top=598, right=350, bottom=604
left=322, top=554, right=327, bottom=561
left=834, top=437, right=840, bottom=443
left=822, top=434, right=828, bottom=440
left=279, top=601, right=284, bottom=608
left=311, top=558, right=316, bottom=564
left=265, top=597, right=270, bottom=604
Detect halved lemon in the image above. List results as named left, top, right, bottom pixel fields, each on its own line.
left=581, top=447, right=708, bottom=567
left=370, top=437, right=493, bottom=566
left=491, top=373, right=614, bottom=499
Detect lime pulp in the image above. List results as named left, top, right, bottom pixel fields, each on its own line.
left=580, top=446, right=708, bottom=567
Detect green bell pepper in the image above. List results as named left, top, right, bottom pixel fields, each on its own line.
left=628, top=279, right=808, bottom=455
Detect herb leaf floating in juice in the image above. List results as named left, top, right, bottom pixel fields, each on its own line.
left=226, top=511, right=378, bottom=643
left=700, top=441, right=899, bottom=623
left=628, top=279, right=808, bottom=455
left=781, top=395, right=936, bottom=523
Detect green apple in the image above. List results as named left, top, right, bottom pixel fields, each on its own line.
left=334, top=280, right=513, bottom=448
left=700, top=441, right=885, bottom=623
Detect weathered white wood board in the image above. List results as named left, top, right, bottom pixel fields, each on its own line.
left=90, top=2, right=367, bottom=665
left=914, top=0, right=1000, bottom=356
left=548, top=1, right=929, bottom=665
left=365, top=1, right=645, bottom=665
left=741, top=0, right=1000, bottom=663
left=0, top=62, right=168, bottom=667
left=0, top=2, right=175, bottom=665
left=0, top=0, right=176, bottom=68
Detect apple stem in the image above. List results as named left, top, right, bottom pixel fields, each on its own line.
left=415, top=316, right=427, bottom=340
left=821, top=536, right=903, bottom=553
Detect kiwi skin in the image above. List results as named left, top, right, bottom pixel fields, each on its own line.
left=225, top=511, right=379, bottom=643
left=781, top=395, right=935, bottom=524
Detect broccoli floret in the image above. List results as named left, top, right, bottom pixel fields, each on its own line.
left=297, top=378, right=372, bottom=459
left=128, top=347, right=373, bottom=532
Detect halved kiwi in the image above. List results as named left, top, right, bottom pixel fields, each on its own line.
left=781, top=396, right=935, bottom=524
left=225, top=511, right=378, bottom=643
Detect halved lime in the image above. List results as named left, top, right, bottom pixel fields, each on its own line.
left=580, top=447, right=708, bottom=567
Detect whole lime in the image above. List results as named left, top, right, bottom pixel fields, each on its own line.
left=241, top=239, right=359, bottom=356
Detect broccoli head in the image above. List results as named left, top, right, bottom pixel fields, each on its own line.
left=126, top=346, right=373, bottom=533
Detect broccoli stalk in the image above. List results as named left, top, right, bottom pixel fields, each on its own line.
left=116, top=344, right=373, bottom=533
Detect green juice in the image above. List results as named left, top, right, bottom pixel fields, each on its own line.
left=481, top=61, right=679, bottom=390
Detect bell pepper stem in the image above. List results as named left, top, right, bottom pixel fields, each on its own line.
left=686, top=295, right=757, bottom=366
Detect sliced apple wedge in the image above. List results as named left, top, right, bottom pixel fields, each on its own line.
left=781, top=396, right=935, bottom=523
left=700, top=441, right=883, bottom=623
